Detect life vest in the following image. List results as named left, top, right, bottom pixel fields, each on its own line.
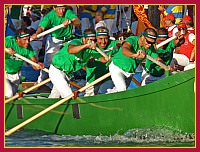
left=187, top=28, right=195, bottom=35
left=167, top=25, right=177, bottom=37
left=179, top=33, right=195, bottom=59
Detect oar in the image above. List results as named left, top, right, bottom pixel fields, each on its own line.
left=146, top=55, right=169, bottom=71
left=156, top=30, right=185, bottom=49
left=30, top=20, right=71, bottom=41
left=96, top=47, right=141, bottom=86
left=5, top=72, right=111, bottom=136
left=132, top=78, right=141, bottom=86
left=5, top=50, right=82, bottom=101
left=6, top=49, right=82, bottom=87
left=156, top=35, right=177, bottom=49
left=96, top=47, right=110, bottom=61
left=5, top=78, right=51, bottom=104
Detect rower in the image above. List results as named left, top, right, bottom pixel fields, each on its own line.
left=5, top=28, right=44, bottom=98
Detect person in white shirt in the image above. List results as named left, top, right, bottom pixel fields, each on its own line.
left=95, top=11, right=107, bottom=30
left=164, top=14, right=178, bottom=37
left=27, top=11, right=42, bottom=59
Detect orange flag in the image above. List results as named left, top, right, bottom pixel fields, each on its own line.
left=133, top=5, right=155, bottom=35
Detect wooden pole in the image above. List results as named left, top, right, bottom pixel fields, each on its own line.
left=132, top=78, right=141, bottom=86
left=5, top=50, right=82, bottom=102
left=146, top=55, right=169, bottom=71
left=96, top=47, right=109, bottom=60
left=5, top=72, right=111, bottom=136
left=156, top=35, right=177, bottom=49
left=5, top=78, right=51, bottom=104
left=30, top=20, right=71, bottom=41
left=36, top=24, right=64, bottom=39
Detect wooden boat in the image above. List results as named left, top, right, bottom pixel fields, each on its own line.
left=5, top=69, right=195, bottom=136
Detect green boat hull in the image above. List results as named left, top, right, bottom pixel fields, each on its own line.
left=5, top=69, right=195, bottom=136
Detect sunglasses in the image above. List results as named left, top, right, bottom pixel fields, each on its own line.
left=178, top=28, right=186, bottom=31
left=144, top=37, right=155, bottom=45
left=88, top=38, right=97, bottom=42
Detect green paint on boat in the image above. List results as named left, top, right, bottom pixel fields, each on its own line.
left=5, top=69, right=195, bottom=137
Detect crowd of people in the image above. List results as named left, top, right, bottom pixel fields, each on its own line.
left=5, top=5, right=195, bottom=99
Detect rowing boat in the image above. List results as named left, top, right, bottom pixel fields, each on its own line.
left=5, top=69, right=195, bottom=136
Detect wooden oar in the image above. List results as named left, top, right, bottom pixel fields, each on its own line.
left=5, top=72, right=111, bottom=136
left=5, top=50, right=82, bottom=101
left=95, top=47, right=141, bottom=86
left=6, top=48, right=83, bottom=87
left=5, top=78, right=51, bottom=104
left=36, top=24, right=65, bottom=39
left=146, top=55, right=169, bottom=71
left=156, top=35, right=177, bottom=49
left=95, top=47, right=110, bottom=61
left=132, top=78, right=141, bottom=86
left=30, top=20, right=71, bottom=41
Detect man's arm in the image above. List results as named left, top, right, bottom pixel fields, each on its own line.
left=71, top=17, right=81, bottom=27
left=29, top=56, right=44, bottom=70
left=122, top=42, right=146, bottom=59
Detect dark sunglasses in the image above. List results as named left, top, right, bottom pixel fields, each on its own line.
left=178, top=28, right=186, bottom=31
left=88, top=39, right=97, bottom=42
left=144, top=37, right=155, bottom=45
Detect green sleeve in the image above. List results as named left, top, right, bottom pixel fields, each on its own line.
left=66, top=9, right=78, bottom=20
left=39, top=12, right=52, bottom=28
left=157, top=41, right=176, bottom=54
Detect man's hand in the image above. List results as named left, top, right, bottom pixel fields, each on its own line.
left=135, top=50, right=146, bottom=59
left=63, top=19, right=71, bottom=27
left=32, top=62, right=44, bottom=70
left=6, top=48, right=15, bottom=56
left=87, top=40, right=96, bottom=49
left=174, top=31, right=185, bottom=47
left=30, top=34, right=38, bottom=41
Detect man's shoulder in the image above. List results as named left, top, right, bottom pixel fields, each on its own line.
left=124, top=36, right=139, bottom=43
left=69, top=38, right=82, bottom=44
left=6, top=36, right=15, bottom=40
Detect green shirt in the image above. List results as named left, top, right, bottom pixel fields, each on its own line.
left=112, top=36, right=156, bottom=73
left=157, top=41, right=176, bottom=65
left=39, top=9, right=77, bottom=40
left=86, top=39, right=119, bottom=83
left=144, top=41, right=175, bottom=77
left=52, top=39, right=101, bottom=74
left=5, top=36, right=36, bottom=74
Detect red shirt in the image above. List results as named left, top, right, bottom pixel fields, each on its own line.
left=167, top=26, right=177, bottom=37
left=179, top=33, right=195, bottom=59
left=187, top=28, right=195, bottom=34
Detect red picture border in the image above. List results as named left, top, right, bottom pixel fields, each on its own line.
left=1, top=1, right=198, bottom=151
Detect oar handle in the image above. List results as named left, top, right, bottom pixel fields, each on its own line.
left=146, top=55, right=169, bottom=71
left=5, top=72, right=111, bottom=136
left=30, top=20, right=71, bottom=41
left=132, top=78, right=141, bottom=86
left=96, top=47, right=109, bottom=60
left=5, top=49, right=49, bottom=73
left=36, top=24, right=65, bottom=39
left=23, top=78, right=51, bottom=94
left=156, top=35, right=177, bottom=49
left=5, top=78, right=51, bottom=104
left=5, top=94, right=20, bottom=104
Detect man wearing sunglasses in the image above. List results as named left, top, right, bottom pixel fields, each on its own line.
left=142, top=27, right=184, bottom=86
left=108, top=28, right=159, bottom=93
left=48, top=29, right=108, bottom=98
left=85, top=26, right=122, bottom=96
left=173, top=22, right=195, bottom=71
left=5, top=28, right=44, bottom=98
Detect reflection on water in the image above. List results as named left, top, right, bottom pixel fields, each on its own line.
left=5, top=127, right=195, bottom=147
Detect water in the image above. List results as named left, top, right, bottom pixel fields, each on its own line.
left=6, top=66, right=194, bottom=147
left=5, top=127, right=195, bottom=147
